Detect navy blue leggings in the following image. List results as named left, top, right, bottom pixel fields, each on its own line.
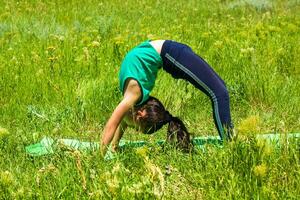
left=160, top=40, right=233, bottom=140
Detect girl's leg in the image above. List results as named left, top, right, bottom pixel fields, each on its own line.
left=161, top=42, right=234, bottom=140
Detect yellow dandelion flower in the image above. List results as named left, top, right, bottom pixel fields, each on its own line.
left=47, top=46, right=56, bottom=51
left=213, top=41, right=223, bottom=48
left=256, top=138, right=273, bottom=156
left=147, top=34, right=159, bottom=40
left=237, top=115, right=261, bottom=135
left=253, top=164, right=267, bottom=178
left=0, top=127, right=9, bottom=140
left=263, top=11, right=271, bottom=19
left=240, top=47, right=255, bottom=55
left=268, top=25, right=280, bottom=33
left=201, top=32, right=210, bottom=38
left=57, top=35, right=65, bottom=41
left=48, top=56, right=58, bottom=62
left=136, top=147, right=148, bottom=158
left=113, top=35, right=124, bottom=44
left=82, top=35, right=91, bottom=43
left=287, top=23, right=298, bottom=33
left=277, top=48, right=284, bottom=55
left=0, top=170, right=14, bottom=186
left=91, top=41, right=100, bottom=47
left=101, top=171, right=111, bottom=180
left=263, top=143, right=273, bottom=156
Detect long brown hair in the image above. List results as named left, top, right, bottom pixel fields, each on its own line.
left=134, top=96, right=191, bottom=150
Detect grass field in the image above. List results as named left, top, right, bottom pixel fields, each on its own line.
left=0, top=0, right=299, bottom=199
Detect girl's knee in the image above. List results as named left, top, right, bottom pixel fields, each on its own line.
left=215, top=87, right=229, bottom=100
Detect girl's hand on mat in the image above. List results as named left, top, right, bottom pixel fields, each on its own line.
left=111, top=144, right=118, bottom=152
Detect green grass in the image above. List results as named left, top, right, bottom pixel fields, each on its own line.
left=0, top=0, right=299, bottom=199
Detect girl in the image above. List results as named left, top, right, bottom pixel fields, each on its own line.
left=101, top=40, right=234, bottom=156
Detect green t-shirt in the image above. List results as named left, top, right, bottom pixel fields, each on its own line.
left=119, top=40, right=163, bottom=105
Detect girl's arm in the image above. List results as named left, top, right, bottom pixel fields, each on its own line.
left=100, top=79, right=141, bottom=156
left=111, top=121, right=127, bottom=152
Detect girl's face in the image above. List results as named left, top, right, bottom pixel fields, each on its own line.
left=125, top=108, right=147, bottom=132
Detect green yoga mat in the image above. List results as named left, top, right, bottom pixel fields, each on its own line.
left=25, top=133, right=300, bottom=160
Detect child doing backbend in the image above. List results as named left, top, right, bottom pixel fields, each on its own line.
left=101, top=40, right=234, bottom=156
